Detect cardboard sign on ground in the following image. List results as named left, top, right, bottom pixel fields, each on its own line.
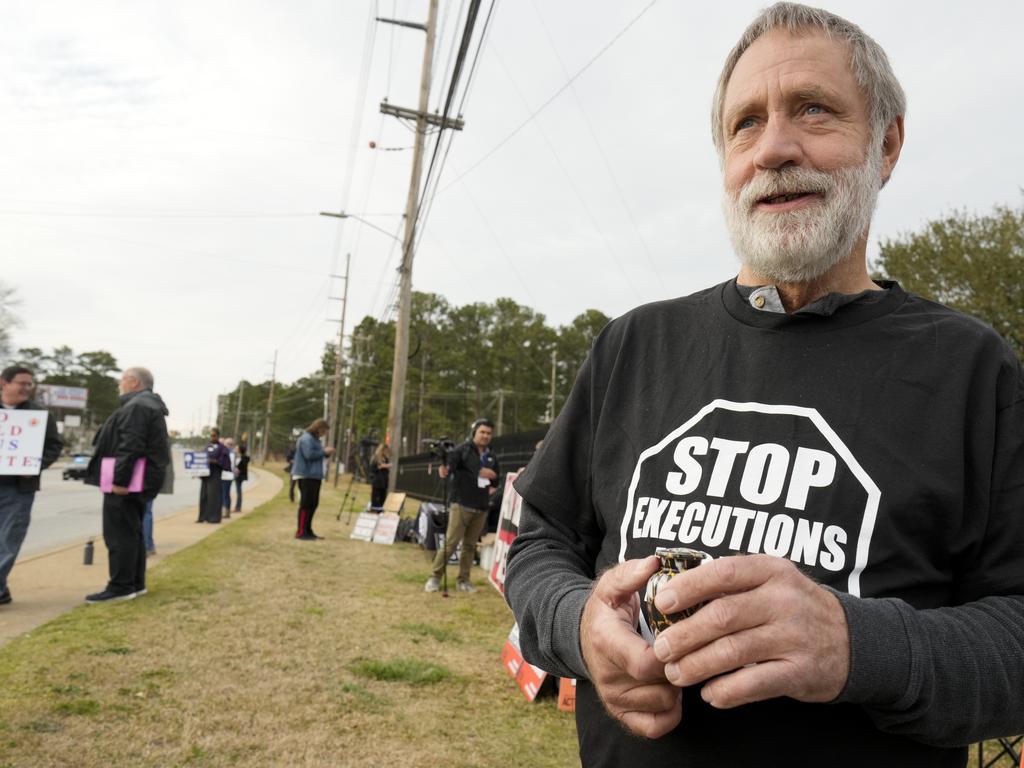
left=371, top=512, right=400, bottom=545
left=350, top=512, right=378, bottom=541
left=381, top=492, right=406, bottom=515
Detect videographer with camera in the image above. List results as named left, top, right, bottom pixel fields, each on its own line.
left=424, top=419, right=499, bottom=594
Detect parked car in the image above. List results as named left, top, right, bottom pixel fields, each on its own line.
left=62, top=453, right=92, bottom=481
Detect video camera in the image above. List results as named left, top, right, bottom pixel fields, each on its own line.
left=422, top=437, right=456, bottom=464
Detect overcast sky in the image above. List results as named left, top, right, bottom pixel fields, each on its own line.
left=2, top=1, right=1021, bottom=433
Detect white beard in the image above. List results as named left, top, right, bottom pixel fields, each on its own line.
left=722, top=151, right=883, bottom=284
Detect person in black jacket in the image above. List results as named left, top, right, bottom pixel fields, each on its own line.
left=424, top=418, right=499, bottom=593
left=0, top=366, right=62, bottom=606
left=368, top=443, right=391, bottom=510
left=84, top=366, right=170, bottom=604
left=233, top=444, right=249, bottom=512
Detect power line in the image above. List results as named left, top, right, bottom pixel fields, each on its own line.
left=530, top=0, right=667, bottom=286
left=410, top=0, right=497, bottom=257
left=489, top=45, right=643, bottom=300
left=8, top=216, right=327, bottom=276
left=0, top=209, right=317, bottom=219
left=411, top=0, right=484, bottom=251
left=433, top=0, right=469, bottom=115
left=439, top=0, right=658, bottom=194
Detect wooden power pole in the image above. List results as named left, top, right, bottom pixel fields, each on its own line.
left=376, top=0, right=464, bottom=495
left=233, top=381, right=245, bottom=440
left=261, top=350, right=277, bottom=465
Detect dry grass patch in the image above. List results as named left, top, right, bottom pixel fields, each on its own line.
left=0, top=471, right=578, bottom=768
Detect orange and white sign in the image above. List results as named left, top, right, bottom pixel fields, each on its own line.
left=557, top=677, right=577, bottom=712
left=500, top=623, right=550, bottom=703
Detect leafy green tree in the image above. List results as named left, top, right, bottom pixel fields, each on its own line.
left=874, top=202, right=1024, bottom=359
left=220, top=293, right=613, bottom=459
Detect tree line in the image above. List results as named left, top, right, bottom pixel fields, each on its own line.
left=218, top=292, right=611, bottom=460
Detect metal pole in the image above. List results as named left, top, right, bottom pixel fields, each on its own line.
left=328, top=252, right=350, bottom=483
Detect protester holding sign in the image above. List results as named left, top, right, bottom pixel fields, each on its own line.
left=0, top=366, right=62, bottom=607
left=198, top=428, right=230, bottom=524
left=84, top=367, right=170, bottom=604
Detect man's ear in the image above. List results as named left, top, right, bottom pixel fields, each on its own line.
left=880, top=115, right=904, bottom=188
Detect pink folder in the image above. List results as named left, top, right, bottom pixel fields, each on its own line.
left=100, top=457, right=146, bottom=493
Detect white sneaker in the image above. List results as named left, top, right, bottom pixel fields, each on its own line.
left=456, top=581, right=477, bottom=593
left=424, top=576, right=441, bottom=593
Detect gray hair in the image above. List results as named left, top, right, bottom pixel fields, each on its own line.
left=123, top=366, right=154, bottom=390
left=711, top=2, right=906, bottom=157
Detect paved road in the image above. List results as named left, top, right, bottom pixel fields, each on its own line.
left=19, top=450, right=237, bottom=558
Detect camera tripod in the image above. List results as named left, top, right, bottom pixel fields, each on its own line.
left=337, top=454, right=370, bottom=524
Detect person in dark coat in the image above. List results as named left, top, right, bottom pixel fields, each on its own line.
left=0, top=366, right=63, bottom=606
left=284, top=443, right=297, bottom=502
left=368, top=443, right=391, bottom=510
left=234, top=444, right=249, bottom=512
left=197, top=427, right=230, bottom=524
left=84, top=366, right=169, bottom=603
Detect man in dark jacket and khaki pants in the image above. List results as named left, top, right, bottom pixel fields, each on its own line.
left=0, top=366, right=63, bottom=606
left=85, top=367, right=170, bottom=604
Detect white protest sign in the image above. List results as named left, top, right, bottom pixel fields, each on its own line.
left=183, top=450, right=210, bottom=478
left=372, top=512, right=400, bottom=545
left=0, top=410, right=49, bottom=476
left=350, top=512, right=378, bottom=542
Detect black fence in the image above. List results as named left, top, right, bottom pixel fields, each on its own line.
left=395, top=428, right=547, bottom=503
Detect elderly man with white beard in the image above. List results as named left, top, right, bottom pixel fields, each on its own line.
left=503, top=4, right=1024, bottom=767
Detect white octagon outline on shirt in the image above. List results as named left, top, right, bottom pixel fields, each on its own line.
left=619, top=399, right=880, bottom=598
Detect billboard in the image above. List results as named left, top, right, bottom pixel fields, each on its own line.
left=36, top=385, right=88, bottom=410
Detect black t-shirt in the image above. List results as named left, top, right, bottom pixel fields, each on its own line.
left=514, top=280, right=1024, bottom=767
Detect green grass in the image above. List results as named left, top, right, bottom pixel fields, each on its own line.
left=350, top=657, right=451, bottom=686
left=398, top=622, right=460, bottom=643
left=0, top=468, right=578, bottom=767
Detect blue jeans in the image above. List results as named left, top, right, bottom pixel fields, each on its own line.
left=143, top=498, right=155, bottom=552
left=0, top=485, right=36, bottom=595
left=220, top=479, right=232, bottom=510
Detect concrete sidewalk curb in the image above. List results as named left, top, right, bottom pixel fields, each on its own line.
left=0, top=467, right=284, bottom=647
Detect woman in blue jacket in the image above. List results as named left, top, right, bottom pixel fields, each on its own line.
left=292, top=418, right=334, bottom=539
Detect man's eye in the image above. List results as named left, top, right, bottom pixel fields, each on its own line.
left=736, top=117, right=756, bottom=131
left=806, top=104, right=827, bottom=115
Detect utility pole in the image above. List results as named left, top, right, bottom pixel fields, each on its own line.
left=549, top=350, right=558, bottom=424
left=233, top=381, right=245, bottom=439
left=380, top=0, right=465, bottom=493
left=415, top=351, right=428, bottom=447
left=261, top=350, right=277, bottom=465
left=327, top=253, right=350, bottom=483
left=496, top=388, right=505, bottom=436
